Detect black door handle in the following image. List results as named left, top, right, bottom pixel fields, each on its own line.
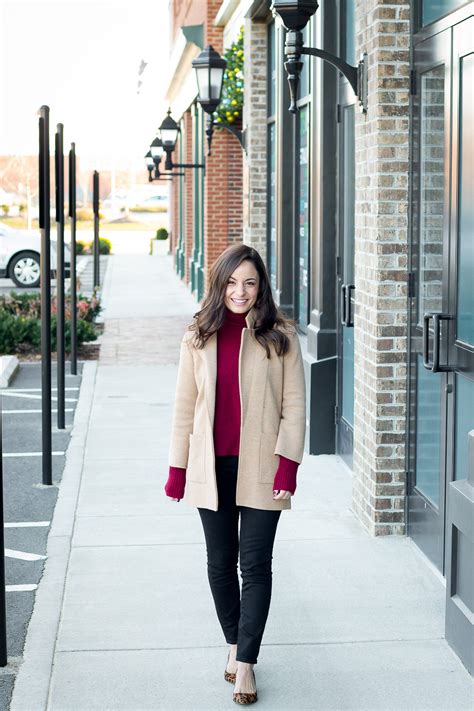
left=341, top=284, right=347, bottom=326
left=346, top=284, right=355, bottom=328
left=341, top=284, right=355, bottom=327
left=422, top=312, right=454, bottom=372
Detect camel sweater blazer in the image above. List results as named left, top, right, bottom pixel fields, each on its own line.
left=167, top=306, right=306, bottom=511
left=165, top=307, right=300, bottom=500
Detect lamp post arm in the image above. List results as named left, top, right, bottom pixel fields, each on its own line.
left=204, top=112, right=246, bottom=156
left=218, top=123, right=246, bottom=152
left=172, top=162, right=205, bottom=169
left=299, top=47, right=357, bottom=96
left=164, top=151, right=204, bottom=171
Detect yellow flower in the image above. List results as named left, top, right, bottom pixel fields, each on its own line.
left=231, top=99, right=237, bottom=106
left=228, top=116, right=234, bottom=122
left=233, top=110, right=239, bottom=116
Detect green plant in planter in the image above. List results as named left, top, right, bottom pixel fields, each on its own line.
left=97, top=237, right=112, bottom=254
left=214, top=27, right=244, bottom=128
left=155, top=228, right=169, bottom=240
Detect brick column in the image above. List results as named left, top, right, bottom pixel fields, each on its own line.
left=242, top=18, right=267, bottom=253
left=352, top=1, right=410, bottom=536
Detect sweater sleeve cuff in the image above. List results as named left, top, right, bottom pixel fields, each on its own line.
left=165, top=466, right=186, bottom=499
left=273, top=455, right=299, bottom=495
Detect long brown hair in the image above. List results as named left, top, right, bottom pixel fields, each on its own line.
left=187, top=244, right=296, bottom=358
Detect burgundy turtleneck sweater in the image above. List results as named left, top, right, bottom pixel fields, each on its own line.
left=165, top=306, right=299, bottom=501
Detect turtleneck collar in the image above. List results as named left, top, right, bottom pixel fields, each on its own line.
left=224, top=305, right=250, bottom=325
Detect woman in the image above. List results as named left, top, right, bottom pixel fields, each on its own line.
left=164, top=244, right=306, bottom=705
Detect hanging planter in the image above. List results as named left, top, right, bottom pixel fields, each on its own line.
left=214, top=27, right=244, bottom=128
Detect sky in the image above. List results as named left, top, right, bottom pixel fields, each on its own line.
left=0, top=0, right=170, bottom=170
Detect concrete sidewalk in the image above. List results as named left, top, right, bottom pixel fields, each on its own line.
left=10, top=253, right=473, bottom=710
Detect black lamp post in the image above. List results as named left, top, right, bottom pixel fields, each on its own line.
left=192, top=45, right=246, bottom=156
left=271, top=0, right=368, bottom=114
left=158, top=110, right=205, bottom=171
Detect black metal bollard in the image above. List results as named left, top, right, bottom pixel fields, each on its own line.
left=93, top=170, right=100, bottom=288
left=38, top=105, right=52, bottom=486
left=69, top=143, right=77, bottom=375
left=55, top=124, right=65, bottom=429
left=0, top=396, right=7, bottom=667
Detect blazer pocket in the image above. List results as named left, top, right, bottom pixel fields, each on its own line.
left=187, top=432, right=207, bottom=483
left=258, top=432, right=279, bottom=484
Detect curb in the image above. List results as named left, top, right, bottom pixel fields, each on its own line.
left=0, top=355, right=19, bottom=388
left=9, top=359, right=98, bottom=711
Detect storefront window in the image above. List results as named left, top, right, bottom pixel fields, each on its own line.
left=342, top=0, right=356, bottom=66
left=456, top=52, right=474, bottom=346
left=298, top=105, right=309, bottom=327
left=422, top=0, right=469, bottom=25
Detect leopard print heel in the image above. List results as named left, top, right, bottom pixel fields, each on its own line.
left=233, top=669, right=258, bottom=705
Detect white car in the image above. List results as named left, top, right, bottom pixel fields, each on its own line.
left=0, top=224, right=71, bottom=288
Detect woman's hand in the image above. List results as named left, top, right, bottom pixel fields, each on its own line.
left=272, top=489, right=292, bottom=500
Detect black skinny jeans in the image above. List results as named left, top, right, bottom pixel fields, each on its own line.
left=197, top=455, right=281, bottom=665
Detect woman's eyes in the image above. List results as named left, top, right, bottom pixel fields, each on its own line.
left=228, top=281, right=256, bottom=286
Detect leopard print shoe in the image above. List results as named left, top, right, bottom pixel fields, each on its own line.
left=233, top=668, right=257, bottom=705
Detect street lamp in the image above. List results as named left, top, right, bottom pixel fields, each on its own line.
left=145, top=150, right=155, bottom=181
left=192, top=45, right=246, bottom=156
left=158, top=109, right=205, bottom=171
left=144, top=150, right=183, bottom=182
left=150, top=136, right=163, bottom=160
left=271, top=0, right=368, bottom=114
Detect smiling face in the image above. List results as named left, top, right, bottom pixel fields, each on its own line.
left=224, top=259, right=260, bottom=313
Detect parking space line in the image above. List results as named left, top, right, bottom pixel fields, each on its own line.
left=7, top=388, right=80, bottom=392
left=1, top=392, right=78, bottom=402
left=4, top=522, right=50, bottom=528
left=2, top=409, right=75, bottom=414
left=3, top=451, right=65, bottom=457
left=6, top=584, right=38, bottom=592
left=5, top=549, right=46, bottom=561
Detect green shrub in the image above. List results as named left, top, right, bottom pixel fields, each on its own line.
left=51, top=315, right=97, bottom=351
left=0, top=310, right=40, bottom=353
left=155, top=227, right=168, bottom=240
left=98, top=237, right=111, bottom=254
left=76, top=240, right=88, bottom=255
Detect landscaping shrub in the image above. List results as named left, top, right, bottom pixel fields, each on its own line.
left=98, top=237, right=112, bottom=254
left=155, top=227, right=169, bottom=240
left=0, top=289, right=102, bottom=354
left=0, top=311, right=40, bottom=353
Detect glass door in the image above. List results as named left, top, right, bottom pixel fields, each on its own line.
left=408, top=16, right=474, bottom=576
left=336, top=99, right=355, bottom=467
left=408, top=29, right=451, bottom=572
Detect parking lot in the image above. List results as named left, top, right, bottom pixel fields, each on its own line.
left=0, top=361, right=83, bottom=708
left=0, top=254, right=108, bottom=709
